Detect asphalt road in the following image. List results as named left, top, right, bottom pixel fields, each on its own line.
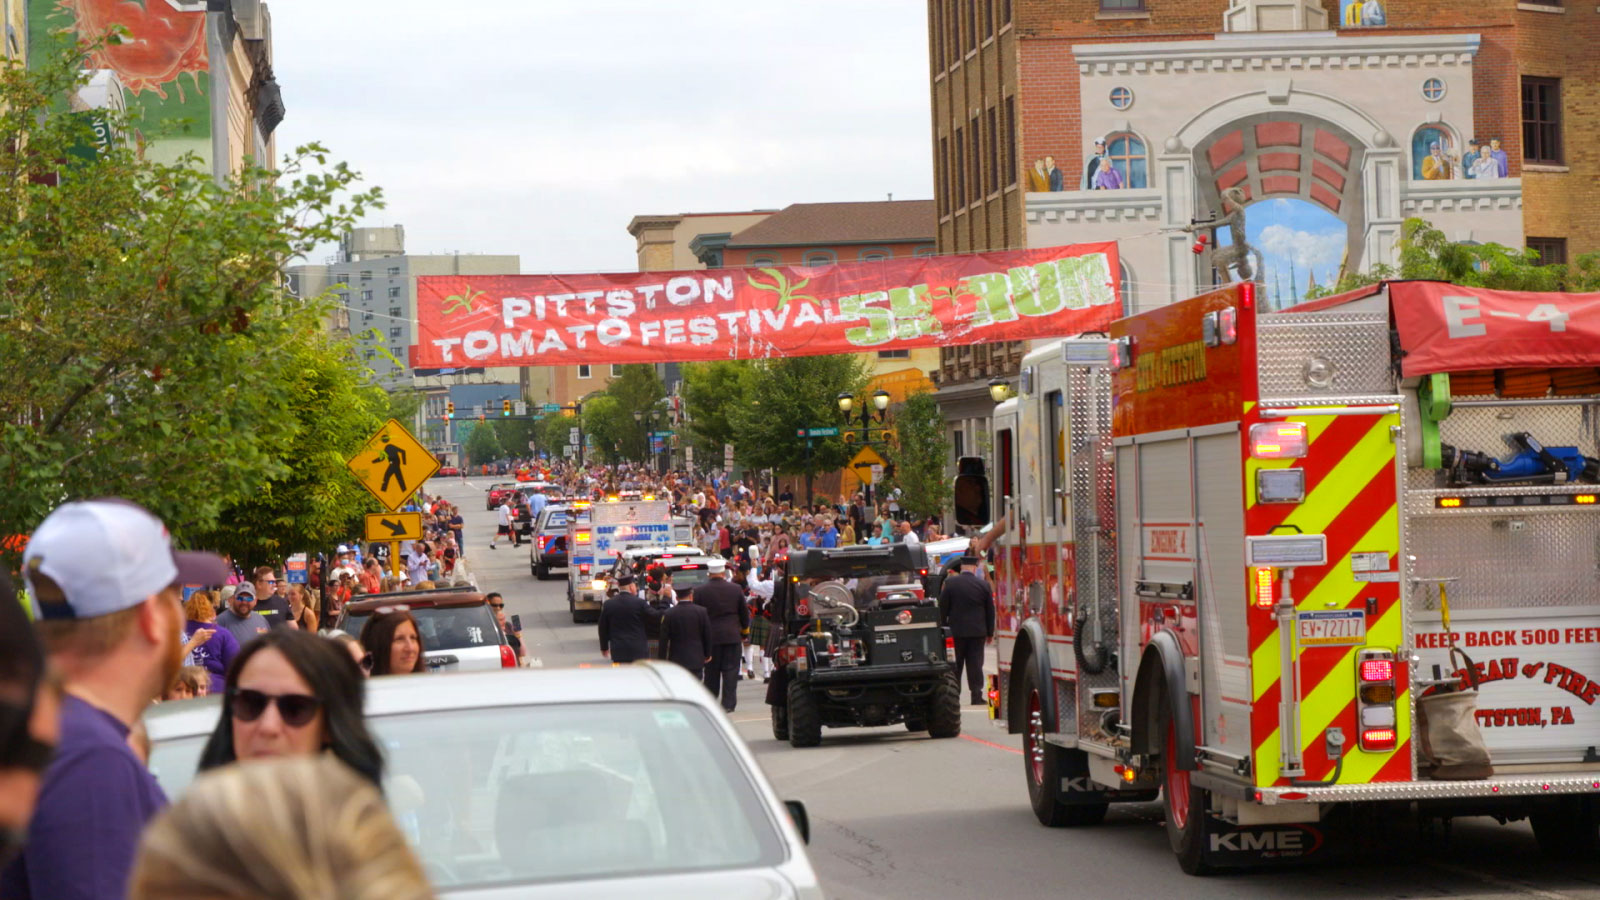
left=436, top=477, right=1600, bottom=900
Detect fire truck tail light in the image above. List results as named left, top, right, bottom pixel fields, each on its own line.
left=1359, top=659, right=1393, bottom=682
left=1202, top=307, right=1239, bottom=348
left=945, top=636, right=956, bottom=663
left=1360, top=683, right=1396, bottom=704
left=1253, top=567, right=1276, bottom=609
left=1360, top=706, right=1396, bottom=727
left=1109, top=337, right=1135, bottom=371
left=1360, top=728, right=1397, bottom=750
left=1250, top=422, right=1308, bottom=459
left=1577, top=495, right=1597, bottom=505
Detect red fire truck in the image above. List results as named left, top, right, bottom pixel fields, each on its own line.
left=957, top=280, right=1600, bottom=873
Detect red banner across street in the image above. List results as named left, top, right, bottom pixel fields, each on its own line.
left=408, top=243, right=1121, bottom=368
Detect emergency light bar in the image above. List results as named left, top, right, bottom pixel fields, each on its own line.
left=1246, top=534, right=1327, bottom=567
left=1253, top=567, right=1276, bottom=609
left=1202, top=307, right=1238, bottom=348
left=1435, top=493, right=1598, bottom=509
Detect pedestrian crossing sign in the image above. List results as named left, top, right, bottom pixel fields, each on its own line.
left=346, top=418, right=440, bottom=511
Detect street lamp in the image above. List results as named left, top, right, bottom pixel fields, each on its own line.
left=988, top=378, right=1011, bottom=403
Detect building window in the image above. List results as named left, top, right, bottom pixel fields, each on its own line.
left=1527, top=237, right=1567, bottom=266
left=968, top=116, right=982, bottom=203
left=361, top=290, right=373, bottom=301
left=389, top=327, right=402, bottom=338
left=983, top=0, right=994, bottom=38
left=1002, top=0, right=1011, bottom=24
left=932, top=0, right=944, bottom=71
left=388, top=286, right=401, bottom=298
left=748, top=255, right=778, bottom=267
left=389, top=306, right=402, bottom=317
left=878, top=349, right=911, bottom=359
left=360, top=271, right=372, bottom=282
left=803, top=250, right=837, bottom=267
left=1106, top=133, right=1148, bottom=189
left=938, top=136, right=950, bottom=215
left=860, top=248, right=892, bottom=261
left=610, top=364, right=624, bottom=376
left=1421, top=78, right=1445, bottom=102
left=387, top=266, right=400, bottom=276
left=986, top=106, right=1000, bottom=195
left=337, top=291, right=349, bottom=303
left=1004, top=96, right=1017, bottom=186
left=578, top=365, right=592, bottom=379
left=946, top=0, right=959, bottom=64
left=1110, top=86, right=1134, bottom=110
left=363, top=349, right=375, bottom=359
left=1411, top=124, right=1460, bottom=179
left=1522, top=76, right=1562, bottom=164
left=915, top=245, right=937, bottom=257
left=1101, top=0, right=1145, bottom=10
left=954, top=127, right=966, bottom=207
left=966, top=0, right=978, bottom=51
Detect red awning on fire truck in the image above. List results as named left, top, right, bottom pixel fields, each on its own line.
left=1286, top=281, right=1600, bottom=378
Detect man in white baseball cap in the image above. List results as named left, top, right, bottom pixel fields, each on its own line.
left=1, top=499, right=227, bottom=900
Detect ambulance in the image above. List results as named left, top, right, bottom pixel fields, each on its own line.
left=566, top=498, right=677, bottom=623
left=958, top=280, right=1600, bottom=872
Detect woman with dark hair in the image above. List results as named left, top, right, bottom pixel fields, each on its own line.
left=359, top=608, right=426, bottom=676
left=197, top=628, right=383, bottom=788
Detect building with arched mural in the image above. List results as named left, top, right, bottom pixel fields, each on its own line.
left=926, top=0, right=1592, bottom=475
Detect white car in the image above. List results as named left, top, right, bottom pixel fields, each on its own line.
left=143, top=664, right=824, bottom=899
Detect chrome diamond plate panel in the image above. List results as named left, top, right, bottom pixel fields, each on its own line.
left=1257, top=312, right=1394, bottom=401
left=1408, top=512, right=1600, bottom=611
left=1068, top=359, right=1120, bottom=741
left=1255, top=772, right=1600, bottom=805
left=1054, top=675, right=1077, bottom=737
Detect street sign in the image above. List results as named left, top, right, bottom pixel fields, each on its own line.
left=569, top=427, right=581, bottom=445
left=346, top=418, right=440, bottom=511
left=846, top=446, right=887, bottom=491
left=563, top=445, right=576, bottom=457
left=364, top=511, right=423, bottom=543
left=514, top=400, right=527, bottom=416
left=806, top=427, right=839, bottom=437
left=472, top=404, right=483, bottom=419
left=870, top=463, right=885, bottom=484
left=528, top=440, right=537, bottom=451
left=542, top=403, right=560, bottom=413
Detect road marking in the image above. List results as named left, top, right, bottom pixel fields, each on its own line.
left=960, top=734, right=1022, bottom=755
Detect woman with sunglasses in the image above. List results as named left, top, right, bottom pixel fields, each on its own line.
left=359, top=608, right=427, bottom=676
left=197, top=629, right=383, bottom=787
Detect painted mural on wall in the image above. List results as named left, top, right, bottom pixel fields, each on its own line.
left=1340, top=0, right=1387, bottom=26
left=1027, top=134, right=1151, bottom=192
left=1214, top=197, right=1349, bottom=308
left=1410, top=127, right=1509, bottom=181
left=29, top=0, right=212, bottom=160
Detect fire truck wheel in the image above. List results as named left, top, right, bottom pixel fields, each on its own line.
left=787, top=681, right=822, bottom=748
left=1162, top=716, right=1215, bottom=875
left=771, top=702, right=790, bottom=741
left=928, top=673, right=962, bottom=738
left=1022, top=665, right=1107, bottom=827
left=1530, top=796, right=1599, bottom=860
left=904, top=718, right=928, bottom=732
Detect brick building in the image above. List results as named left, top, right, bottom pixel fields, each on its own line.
left=926, top=0, right=1594, bottom=464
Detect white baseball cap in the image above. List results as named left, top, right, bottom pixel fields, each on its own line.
left=24, top=499, right=229, bottom=621
left=707, top=559, right=727, bottom=574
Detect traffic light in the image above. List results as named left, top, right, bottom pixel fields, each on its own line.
left=446, top=400, right=455, bottom=419
left=502, top=399, right=511, bottom=417
left=478, top=413, right=486, bottom=423
left=842, top=430, right=858, bottom=444
left=877, top=428, right=895, bottom=444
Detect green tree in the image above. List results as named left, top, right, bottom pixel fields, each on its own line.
left=0, top=37, right=382, bottom=562
left=581, top=394, right=631, bottom=465
left=882, top=391, right=950, bottom=522
left=604, top=364, right=666, bottom=461
left=681, top=360, right=751, bottom=461
left=462, top=421, right=503, bottom=465
left=1305, top=217, right=1600, bottom=300
left=189, top=335, right=390, bottom=566
left=730, top=355, right=869, bottom=504
left=491, top=415, right=538, bottom=460
left=532, top=413, right=578, bottom=460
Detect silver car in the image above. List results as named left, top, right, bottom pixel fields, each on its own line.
left=143, top=664, right=824, bottom=898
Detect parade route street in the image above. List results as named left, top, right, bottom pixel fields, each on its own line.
left=438, top=478, right=1600, bottom=900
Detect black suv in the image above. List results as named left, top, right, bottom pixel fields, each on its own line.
left=765, top=544, right=961, bottom=748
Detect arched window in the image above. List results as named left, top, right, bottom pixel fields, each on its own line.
left=1105, top=133, right=1147, bottom=189
left=1411, top=124, right=1462, bottom=180
left=858, top=247, right=892, bottom=262
left=803, top=250, right=837, bottom=267
left=915, top=245, right=937, bottom=257
left=1118, top=260, right=1136, bottom=317
left=747, top=254, right=778, bottom=267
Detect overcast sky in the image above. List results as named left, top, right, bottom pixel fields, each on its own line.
left=272, top=1, right=933, bottom=274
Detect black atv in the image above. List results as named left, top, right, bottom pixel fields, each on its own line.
left=765, top=544, right=962, bottom=748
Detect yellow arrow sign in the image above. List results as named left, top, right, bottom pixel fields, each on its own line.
left=845, top=445, right=887, bottom=490
left=347, top=418, right=440, bottom=512
left=365, top=512, right=423, bottom=543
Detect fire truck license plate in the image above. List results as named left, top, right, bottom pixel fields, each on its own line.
left=1297, top=610, right=1367, bottom=646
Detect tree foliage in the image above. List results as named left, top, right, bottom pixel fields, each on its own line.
left=580, top=394, right=630, bottom=465
left=681, top=361, right=751, bottom=461
left=0, top=37, right=383, bottom=562
left=531, top=412, right=577, bottom=460
left=729, top=355, right=869, bottom=485
left=882, top=391, right=950, bottom=521
left=461, top=421, right=503, bottom=465
left=1304, top=218, right=1600, bottom=301
left=578, top=366, right=665, bottom=463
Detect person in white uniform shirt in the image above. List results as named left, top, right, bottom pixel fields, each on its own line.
left=490, top=500, right=514, bottom=550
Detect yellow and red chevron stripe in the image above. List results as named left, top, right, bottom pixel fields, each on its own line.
left=1243, top=405, right=1409, bottom=787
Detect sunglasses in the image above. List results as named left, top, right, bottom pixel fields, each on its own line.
left=229, top=688, right=322, bottom=727
left=489, top=602, right=505, bottom=610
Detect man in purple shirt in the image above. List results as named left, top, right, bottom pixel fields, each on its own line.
left=1, top=499, right=227, bottom=900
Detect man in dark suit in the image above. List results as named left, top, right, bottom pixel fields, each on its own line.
left=598, top=573, right=658, bottom=664
left=658, top=586, right=713, bottom=679
left=938, top=557, right=996, bottom=705
left=693, top=560, right=750, bottom=712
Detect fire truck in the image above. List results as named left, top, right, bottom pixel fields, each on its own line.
left=958, top=280, right=1600, bottom=873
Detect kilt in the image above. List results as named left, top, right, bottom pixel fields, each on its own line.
left=749, top=615, right=771, bottom=648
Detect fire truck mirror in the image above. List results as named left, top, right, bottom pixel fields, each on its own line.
left=953, top=472, right=991, bottom=527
